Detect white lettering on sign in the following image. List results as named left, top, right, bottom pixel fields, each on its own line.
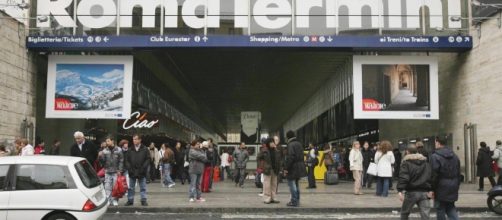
left=36, top=0, right=462, bottom=30
left=123, top=111, right=159, bottom=130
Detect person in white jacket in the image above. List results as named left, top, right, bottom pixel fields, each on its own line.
left=17, top=138, right=34, bottom=156
left=349, top=141, right=364, bottom=195
left=374, top=140, right=395, bottom=197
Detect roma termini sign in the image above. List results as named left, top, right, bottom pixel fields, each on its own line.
left=36, top=0, right=462, bottom=29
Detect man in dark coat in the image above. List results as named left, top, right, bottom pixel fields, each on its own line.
left=476, top=141, right=496, bottom=191
left=361, top=142, right=375, bottom=188
left=125, top=134, right=151, bottom=206
left=70, top=131, right=98, bottom=167
left=397, top=145, right=433, bottom=220
left=431, top=136, right=461, bottom=220
left=284, top=131, right=307, bottom=207
left=174, top=142, right=187, bottom=184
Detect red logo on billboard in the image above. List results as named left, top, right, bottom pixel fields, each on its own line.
left=55, top=98, right=78, bottom=110
left=362, top=99, right=386, bottom=111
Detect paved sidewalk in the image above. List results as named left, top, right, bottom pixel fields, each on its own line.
left=108, top=178, right=490, bottom=213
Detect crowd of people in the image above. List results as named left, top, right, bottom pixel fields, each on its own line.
left=3, top=130, right=502, bottom=220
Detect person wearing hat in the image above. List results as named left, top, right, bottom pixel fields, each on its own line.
left=492, top=140, right=502, bottom=185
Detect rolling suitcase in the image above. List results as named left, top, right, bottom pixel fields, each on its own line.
left=324, top=170, right=339, bottom=185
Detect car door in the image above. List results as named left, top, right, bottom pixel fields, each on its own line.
left=0, top=165, right=11, bottom=220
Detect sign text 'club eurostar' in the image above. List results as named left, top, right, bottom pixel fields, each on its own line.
left=37, top=0, right=462, bottom=30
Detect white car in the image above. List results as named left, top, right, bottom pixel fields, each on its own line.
left=0, top=156, right=108, bottom=220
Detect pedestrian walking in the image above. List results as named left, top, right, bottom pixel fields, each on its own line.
left=174, top=142, right=187, bottom=184
left=258, top=138, right=281, bottom=204
left=147, top=142, right=160, bottom=183
left=125, top=134, right=151, bottom=206
left=119, top=139, right=130, bottom=187
left=397, top=145, right=433, bottom=220
left=0, top=145, right=10, bottom=157
left=375, top=140, right=395, bottom=197
left=431, top=136, right=461, bottom=220
left=49, top=139, right=61, bottom=155
left=476, top=141, right=496, bottom=191
left=160, top=143, right=176, bottom=188
left=320, top=145, right=335, bottom=171
left=305, top=143, right=318, bottom=189
left=207, top=138, right=219, bottom=190
left=220, top=149, right=232, bottom=181
left=16, top=138, right=34, bottom=156
left=492, top=140, right=502, bottom=185
left=188, top=140, right=207, bottom=202
left=233, top=142, right=249, bottom=188
left=415, top=141, right=429, bottom=160
left=98, top=136, right=124, bottom=206
left=361, top=141, right=375, bottom=188
left=274, top=135, right=285, bottom=184
left=70, top=131, right=98, bottom=166
left=284, top=131, right=307, bottom=207
left=34, top=139, right=46, bottom=155
left=349, top=141, right=364, bottom=195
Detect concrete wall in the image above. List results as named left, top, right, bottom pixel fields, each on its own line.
left=379, top=16, right=502, bottom=169
left=0, top=11, right=37, bottom=149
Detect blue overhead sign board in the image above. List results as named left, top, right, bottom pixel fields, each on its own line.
left=26, top=35, right=472, bottom=52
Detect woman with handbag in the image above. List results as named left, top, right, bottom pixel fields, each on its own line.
left=349, top=141, right=364, bottom=195
left=375, top=141, right=395, bottom=197
left=98, top=135, right=124, bottom=206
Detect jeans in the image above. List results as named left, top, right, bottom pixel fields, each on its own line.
left=436, top=201, right=459, bottom=220
left=376, top=177, right=390, bottom=197
left=189, top=174, right=202, bottom=199
left=400, top=191, right=431, bottom=220
left=128, top=177, right=147, bottom=203
left=104, top=172, right=118, bottom=203
left=479, top=176, right=496, bottom=189
left=163, top=163, right=175, bottom=186
left=307, top=165, right=316, bottom=187
left=235, top=168, right=246, bottom=186
left=220, top=166, right=232, bottom=181
left=287, top=178, right=300, bottom=205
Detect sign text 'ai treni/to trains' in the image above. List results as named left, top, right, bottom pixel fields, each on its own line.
left=37, top=0, right=462, bottom=29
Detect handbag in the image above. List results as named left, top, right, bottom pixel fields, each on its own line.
left=97, top=168, right=105, bottom=178
left=367, top=162, right=378, bottom=176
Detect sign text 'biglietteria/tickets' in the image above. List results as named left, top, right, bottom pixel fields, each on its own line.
left=36, top=0, right=462, bottom=30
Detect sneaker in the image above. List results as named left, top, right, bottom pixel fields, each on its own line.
left=189, top=198, right=195, bottom=202
left=286, top=202, right=298, bottom=207
left=125, top=201, right=133, bottom=206
left=258, top=193, right=264, bottom=197
left=196, top=198, right=206, bottom=202
left=168, top=183, right=176, bottom=188
left=112, top=200, right=118, bottom=206
left=141, top=201, right=148, bottom=206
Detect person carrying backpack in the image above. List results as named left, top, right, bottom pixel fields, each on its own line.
left=492, top=140, right=502, bottom=185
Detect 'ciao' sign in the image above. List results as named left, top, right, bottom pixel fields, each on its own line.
left=122, top=111, right=159, bottom=130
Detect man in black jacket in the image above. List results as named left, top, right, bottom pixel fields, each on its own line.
left=431, top=136, right=461, bottom=220
left=125, top=134, right=151, bottom=206
left=361, top=142, right=374, bottom=188
left=70, top=131, right=98, bottom=167
left=397, top=146, right=433, bottom=220
left=284, top=131, right=307, bottom=207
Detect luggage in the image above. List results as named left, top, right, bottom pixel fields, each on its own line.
left=201, top=166, right=212, bottom=192
left=324, top=170, right=339, bottom=185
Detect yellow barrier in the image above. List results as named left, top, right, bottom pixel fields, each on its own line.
left=304, top=151, right=327, bottom=180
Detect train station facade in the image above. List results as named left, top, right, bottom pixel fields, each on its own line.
left=1, top=0, right=501, bottom=182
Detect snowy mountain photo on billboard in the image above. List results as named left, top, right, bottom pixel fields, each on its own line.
left=55, top=64, right=125, bottom=111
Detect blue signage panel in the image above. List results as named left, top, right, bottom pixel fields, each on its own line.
left=26, top=35, right=472, bottom=51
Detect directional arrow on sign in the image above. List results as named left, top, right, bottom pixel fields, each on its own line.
left=327, top=36, right=333, bottom=42
left=103, top=37, right=109, bottom=42
left=203, top=36, right=208, bottom=42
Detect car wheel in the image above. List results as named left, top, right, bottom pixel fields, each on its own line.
left=45, top=212, right=77, bottom=220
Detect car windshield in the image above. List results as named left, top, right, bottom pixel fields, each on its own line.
left=74, top=160, right=101, bottom=188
